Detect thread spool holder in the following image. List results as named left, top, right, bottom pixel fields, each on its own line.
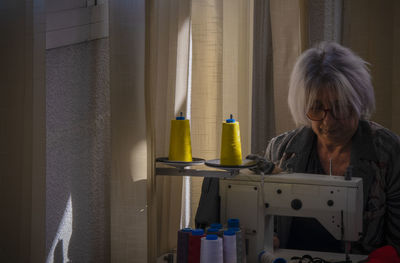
left=156, top=157, right=258, bottom=178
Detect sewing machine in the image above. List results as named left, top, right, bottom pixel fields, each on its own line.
left=219, top=171, right=365, bottom=262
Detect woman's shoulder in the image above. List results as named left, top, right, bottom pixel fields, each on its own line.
left=266, top=126, right=312, bottom=161
left=270, top=126, right=311, bottom=145
left=363, top=120, right=400, bottom=159
left=366, top=120, right=400, bottom=147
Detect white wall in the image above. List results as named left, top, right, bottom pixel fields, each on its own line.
left=45, top=39, right=110, bottom=262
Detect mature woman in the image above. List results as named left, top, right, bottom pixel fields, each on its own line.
left=195, top=41, right=399, bottom=255
left=257, top=42, right=400, bottom=254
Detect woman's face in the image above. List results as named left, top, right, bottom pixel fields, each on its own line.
left=308, top=90, right=359, bottom=145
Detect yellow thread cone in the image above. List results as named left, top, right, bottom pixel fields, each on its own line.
left=168, top=119, right=193, bottom=162
left=220, top=121, right=242, bottom=165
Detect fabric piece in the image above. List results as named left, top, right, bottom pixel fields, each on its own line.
left=252, top=0, right=275, bottom=155
left=195, top=178, right=220, bottom=229
left=367, top=245, right=400, bottom=263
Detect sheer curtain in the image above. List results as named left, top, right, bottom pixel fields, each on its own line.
left=146, top=0, right=254, bottom=260
left=190, top=0, right=253, bottom=229
left=110, top=0, right=149, bottom=262
left=252, top=0, right=307, bottom=153
left=147, top=0, right=191, bottom=260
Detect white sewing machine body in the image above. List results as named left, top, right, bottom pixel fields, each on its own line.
left=219, top=172, right=364, bottom=262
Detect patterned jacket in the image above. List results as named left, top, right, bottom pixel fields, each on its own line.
left=265, top=120, right=400, bottom=254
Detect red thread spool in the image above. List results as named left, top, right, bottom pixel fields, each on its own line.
left=188, top=229, right=205, bottom=263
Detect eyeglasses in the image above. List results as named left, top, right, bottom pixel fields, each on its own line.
left=306, top=106, right=352, bottom=121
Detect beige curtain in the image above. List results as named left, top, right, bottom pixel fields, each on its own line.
left=189, top=0, right=225, bottom=231
left=190, top=0, right=253, bottom=228
left=147, top=0, right=191, bottom=260
left=252, top=0, right=308, bottom=153
left=343, top=0, right=400, bottom=134
left=270, top=0, right=308, bottom=134
left=109, top=0, right=148, bottom=262
left=147, top=0, right=254, bottom=261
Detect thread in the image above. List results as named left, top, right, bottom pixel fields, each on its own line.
left=227, top=218, right=244, bottom=262
left=200, top=235, right=223, bottom=263
left=188, top=229, right=205, bottom=263
left=169, top=114, right=192, bottom=162
left=210, top=223, right=224, bottom=237
left=230, top=227, right=245, bottom=263
left=220, top=115, right=242, bottom=165
left=227, top=218, right=240, bottom=228
left=223, top=230, right=237, bottom=263
left=211, top=223, right=223, bottom=229
left=206, top=227, right=219, bottom=235
left=177, top=228, right=192, bottom=263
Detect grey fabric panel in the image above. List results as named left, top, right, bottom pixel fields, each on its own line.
left=195, top=178, right=220, bottom=229
left=251, top=0, right=275, bottom=155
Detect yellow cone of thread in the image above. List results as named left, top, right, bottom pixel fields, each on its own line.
left=220, top=119, right=242, bottom=166
left=169, top=118, right=193, bottom=162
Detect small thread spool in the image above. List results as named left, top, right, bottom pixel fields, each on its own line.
left=223, top=229, right=237, bottom=263
left=210, top=223, right=224, bottom=237
left=227, top=218, right=241, bottom=259
left=177, top=228, right=192, bottom=263
left=220, top=114, right=242, bottom=165
left=169, top=112, right=192, bottom=162
left=206, top=227, right=219, bottom=235
left=188, top=229, right=205, bottom=263
left=210, top=223, right=223, bottom=229
left=200, top=234, right=223, bottom=263
left=227, top=218, right=240, bottom=228
left=229, top=227, right=245, bottom=263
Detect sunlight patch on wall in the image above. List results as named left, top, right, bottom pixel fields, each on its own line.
left=46, top=195, right=73, bottom=263
left=129, top=140, right=147, bottom=182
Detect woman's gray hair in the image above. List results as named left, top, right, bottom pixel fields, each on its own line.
left=288, top=42, right=375, bottom=126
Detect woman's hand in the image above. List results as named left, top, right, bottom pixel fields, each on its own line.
left=246, top=154, right=281, bottom=174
